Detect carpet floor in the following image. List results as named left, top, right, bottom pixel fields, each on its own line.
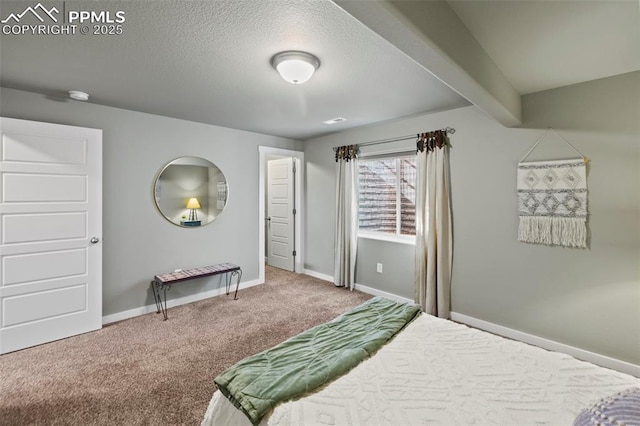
left=0, top=266, right=371, bottom=425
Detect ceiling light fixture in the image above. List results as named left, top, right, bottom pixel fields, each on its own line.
left=69, top=90, right=89, bottom=101
left=271, top=51, right=320, bottom=84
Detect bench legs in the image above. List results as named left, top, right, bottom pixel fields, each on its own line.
left=225, top=269, right=242, bottom=300
left=152, top=268, right=242, bottom=321
left=151, top=280, right=170, bottom=321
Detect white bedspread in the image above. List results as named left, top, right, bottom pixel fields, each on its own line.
left=202, top=313, right=639, bottom=426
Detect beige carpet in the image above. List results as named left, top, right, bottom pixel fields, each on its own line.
left=0, top=266, right=371, bottom=425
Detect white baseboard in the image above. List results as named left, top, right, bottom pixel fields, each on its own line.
left=102, top=279, right=262, bottom=325
left=450, top=312, right=640, bottom=377
left=303, top=269, right=334, bottom=283
left=354, top=283, right=414, bottom=305
left=303, top=269, right=413, bottom=305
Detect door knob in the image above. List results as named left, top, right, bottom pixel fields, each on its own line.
left=90, top=237, right=100, bottom=244
left=265, top=217, right=271, bottom=222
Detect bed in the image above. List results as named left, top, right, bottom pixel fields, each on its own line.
left=202, top=297, right=640, bottom=426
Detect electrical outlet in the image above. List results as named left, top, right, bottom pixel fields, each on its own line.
left=376, top=263, right=383, bottom=273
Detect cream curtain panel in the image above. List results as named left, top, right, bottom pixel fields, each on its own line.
left=414, top=132, right=452, bottom=318
left=334, top=145, right=359, bottom=290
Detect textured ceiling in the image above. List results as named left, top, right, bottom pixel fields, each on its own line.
left=0, top=0, right=469, bottom=140
left=448, top=0, right=640, bottom=95
left=3, top=1, right=634, bottom=138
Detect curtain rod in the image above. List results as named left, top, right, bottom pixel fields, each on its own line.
left=331, top=127, right=455, bottom=151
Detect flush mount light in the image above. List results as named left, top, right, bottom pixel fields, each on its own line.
left=69, top=90, right=89, bottom=101
left=271, top=51, right=320, bottom=84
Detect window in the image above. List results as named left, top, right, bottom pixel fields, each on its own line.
left=358, top=156, right=416, bottom=238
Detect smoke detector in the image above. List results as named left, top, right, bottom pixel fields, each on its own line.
left=69, top=91, right=89, bottom=101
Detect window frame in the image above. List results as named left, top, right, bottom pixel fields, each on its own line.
left=357, top=154, right=416, bottom=245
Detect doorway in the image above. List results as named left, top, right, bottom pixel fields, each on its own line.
left=258, top=147, right=304, bottom=282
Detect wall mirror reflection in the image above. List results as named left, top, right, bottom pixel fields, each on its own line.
left=153, top=156, right=228, bottom=227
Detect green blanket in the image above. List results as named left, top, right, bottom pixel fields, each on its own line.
left=214, top=296, right=421, bottom=425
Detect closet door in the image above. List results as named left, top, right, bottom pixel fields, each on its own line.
left=267, top=158, right=295, bottom=272
left=0, top=117, right=102, bottom=354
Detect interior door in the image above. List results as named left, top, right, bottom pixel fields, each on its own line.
left=0, top=117, right=102, bottom=354
left=267, top=158, right=294, bottom=271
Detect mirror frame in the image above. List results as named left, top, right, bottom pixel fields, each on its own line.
left=153, top=156, right=228, bottom=228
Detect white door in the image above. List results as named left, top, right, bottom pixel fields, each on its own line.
left=267, top=158, right=295, bottom=271
left=0, top=117, right=102, bottom=354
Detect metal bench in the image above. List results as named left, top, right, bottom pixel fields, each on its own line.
left=150, top=263, right=242, bottom=320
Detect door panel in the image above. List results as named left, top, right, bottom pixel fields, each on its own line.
left=3, top=212, right=87, bottom=244
left=271, top=222, right=289, bottom=239
left=3, top=249, right=87, bottom=285
left=3, top=133, right=87, bottom=164
left=267, top=158, right=294, bottom=271
left=3, top=173, right=87, bottom=202
left=270, top=183, right=288, bottom=199
left=271, top=241, right=289, bottom=258
left=2, top=284, right=86, bottom=327
left=0, top=275, right=89, bottom=297
left=270, top=204, right=288, bottom=218
left=0, top=117, right=102, bottom=354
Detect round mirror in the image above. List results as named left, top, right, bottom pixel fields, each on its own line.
left=153, top=157, right=228, bottom=227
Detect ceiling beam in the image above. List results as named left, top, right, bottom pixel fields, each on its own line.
left=335, top=0, right=522, bottom=127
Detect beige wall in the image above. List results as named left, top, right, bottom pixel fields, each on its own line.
left=304, top=71, right=640, bottom=364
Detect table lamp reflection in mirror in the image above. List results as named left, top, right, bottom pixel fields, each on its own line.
left=186, top=197, right=201, bottom=221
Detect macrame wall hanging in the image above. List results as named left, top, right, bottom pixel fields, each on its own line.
left=517, top=128, right=589, bottom=248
